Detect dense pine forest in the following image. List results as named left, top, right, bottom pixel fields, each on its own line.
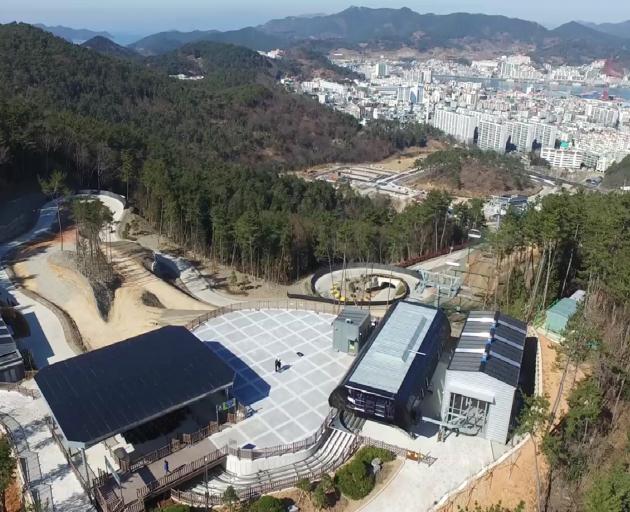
left=0, top=23, right=466, bottom=282
left=492, top=191, right=630, bottom=511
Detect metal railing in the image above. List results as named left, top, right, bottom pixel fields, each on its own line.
left=124, top=414, right=238, bottom=474
left=136, top=446, right=228, bottom=499
left=397, top=241, right=470, bottom=268
left=99, top=411, right=335, bottom=510
left=0, top=413, right=49, bottom=510
left=126, top=442, right=176, bottom=473
left=94, top=486, right=124, bottom=512
left=185, top=298, right=344, bottom=331
left=149, top=423, right=438, bottom=509
left=226, top=409, right=334, bottom=461
left=171, top=435, right=361, bottom=508
left=357, top=435, right=437, bottom=466
left=47, top=418, right=97, bottom=496
left=94, top=482, right=146, bottom=512
left=180, top=421, right=220, bottom=445
left=131, top=411, right=334, bottom=502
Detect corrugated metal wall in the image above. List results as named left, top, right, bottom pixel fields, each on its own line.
left=332, top=316, right=371, bottom=353
left=442, top=370, right=516, bottom=444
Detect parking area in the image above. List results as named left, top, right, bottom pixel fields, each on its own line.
left=194, top=309, right=354, bottom=448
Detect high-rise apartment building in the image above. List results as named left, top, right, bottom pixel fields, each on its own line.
left=478, top=120, right=509, bottom=153
left=432, top=109, right=478, bottom=144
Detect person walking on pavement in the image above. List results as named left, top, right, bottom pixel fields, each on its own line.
left=164, top=459, right=170, bottom=474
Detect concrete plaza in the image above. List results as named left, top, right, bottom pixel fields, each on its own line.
left=194, top=309, right=354, bottom=448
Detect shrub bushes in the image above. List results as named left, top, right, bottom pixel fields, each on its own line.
left=334, top=446, right=395, bottom=500
left=311, top=483, right=330, bottom=509
left=354, top=446, right=395, bottom=464
left=156, top=505, right=190, bottom=512
left=335, top=459, right=375, bottom=500
left=248, top=495, right=285, bottom=512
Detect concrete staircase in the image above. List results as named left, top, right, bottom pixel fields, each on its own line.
left=336, top=411, right=366, bottom=434
left=186, top=428, right=355, bottom=497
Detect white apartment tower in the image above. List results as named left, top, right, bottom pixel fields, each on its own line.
left=432, top=109, right=478, bottom=144
left=478, top=120, right=509, bottom=153
left=530, top=123, right=558, bottom=149
left=505, top=121, right=558, bottom=153
left=507, top=122, right=531, bottom=153
left=375, top=62, right=388, bottom=78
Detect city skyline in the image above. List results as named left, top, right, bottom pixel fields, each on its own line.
left=1, top=1, right=630, bottom=39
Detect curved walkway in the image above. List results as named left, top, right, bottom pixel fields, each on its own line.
left=174, top=427, right=356, bottom=506
left=313, top=266, right=420, bottom=302
left=154, top=251, right=239, bottom=307
left=0, top=389, right=94, bottom=511
left=0, top=198, right=77, bottom=367
left=0, top=193, right=126, bottom=366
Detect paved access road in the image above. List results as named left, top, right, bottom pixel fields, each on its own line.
left=154, top=251, right=239, bottom=307
left=0, top=192, right=125, bottom=512
left=0, top=198, right=76, bottom=366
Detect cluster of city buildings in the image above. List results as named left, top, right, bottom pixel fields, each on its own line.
left=288, top=55, right=630, bottom=173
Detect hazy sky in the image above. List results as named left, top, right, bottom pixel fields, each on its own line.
left=2, top=0, right=630, bottom=36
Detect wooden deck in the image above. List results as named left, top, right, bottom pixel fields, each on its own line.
left=98, top=437, right=224, bottom=508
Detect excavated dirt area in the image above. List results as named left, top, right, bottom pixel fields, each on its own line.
left=5, top=477, right=22, bottom=512
left=12, top=230, right=211, bottom=350
left=373, top=141, right=448, bottom=171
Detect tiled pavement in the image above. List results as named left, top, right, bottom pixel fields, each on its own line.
left=194, top=309, right=354, bottom=449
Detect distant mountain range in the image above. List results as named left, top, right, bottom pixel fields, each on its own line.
left=129, top=27, right=287, bottom=55
left=34, top=23, right=113, bottom=43
left=579, top=20, right=630, bottom=39
left=33, top=8, right=630, bottom=68
left=81, top=36, right=139, bottom=59
left=260, top=7, right=550, bottom=44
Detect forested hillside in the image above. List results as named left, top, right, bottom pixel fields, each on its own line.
left=603, top=155, right=630, bottom=188
left=0, top=23, right=395, bottom=175
left=81, top=35, right=140, bottom=59
left=0, top=23, right=468, bottom=283
left=492, top=191, right=630, bottom=511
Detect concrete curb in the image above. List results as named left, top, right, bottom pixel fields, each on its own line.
left=2, top=264, right=87, bottom=354
left=355, top=458, right=408, bottom=512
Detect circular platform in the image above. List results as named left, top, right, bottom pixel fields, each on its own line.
left=313, top=266, right=420, bottom=304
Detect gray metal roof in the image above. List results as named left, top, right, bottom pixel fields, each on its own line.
left=347, top=301, right=438, bottom=394
left=36, top=326, right=235, bottom=446
left=448, top=311, right=527, bottom=387
left=0, top=317, right=22, bottom=373
left=0, top=317, right=18, bottom=358
left=335, top=307, right=371, bottom=325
